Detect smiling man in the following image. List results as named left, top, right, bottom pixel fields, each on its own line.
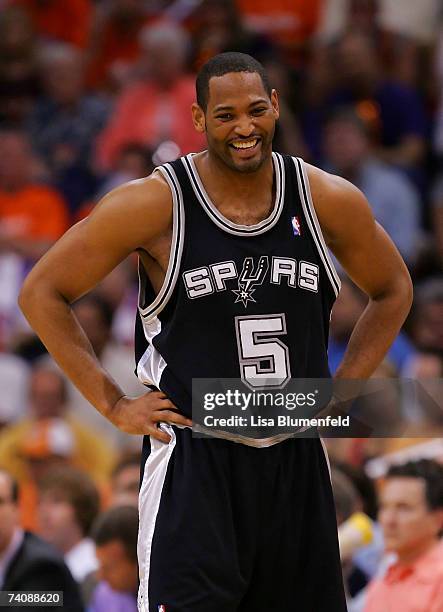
left=19, top=53, right=412, bottom=611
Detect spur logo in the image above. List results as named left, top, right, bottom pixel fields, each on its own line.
left=182, top=255, right=319, bottom=307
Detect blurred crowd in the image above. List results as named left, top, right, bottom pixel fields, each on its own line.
left=0, top=0, right=442, bottom=611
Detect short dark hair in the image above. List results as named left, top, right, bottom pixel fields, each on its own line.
left=386, top=459, right=443, bottom=511
left=196, top=52, right=271, bottom=111
left=39, top=466, right=100, bottom=535
left=112, top=450, right=142, bottom=481
left=92, top=505, right=138, bottom=562
left=325, top=106, right=369, bottom=137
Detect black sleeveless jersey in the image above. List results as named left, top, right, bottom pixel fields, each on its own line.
left=134, top=152, right=340, bottom=419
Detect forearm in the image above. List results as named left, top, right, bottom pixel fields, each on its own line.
left=18, top=283, right=125, bottom=419
left=335, top=283, right=412, bottom=379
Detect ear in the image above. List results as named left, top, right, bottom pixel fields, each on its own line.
left=192, top=103, right=206, bottom=133
left=271, top=89, right=280, bottom=121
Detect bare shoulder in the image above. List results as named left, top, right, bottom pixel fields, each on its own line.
left=19, top=170, right=175, bottom=304
left=304, top=162, right=374, bottom=247
left=90, top=170, right=173, bottom=235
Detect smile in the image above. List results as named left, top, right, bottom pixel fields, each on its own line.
left=230, top=138, right=259, bottom=150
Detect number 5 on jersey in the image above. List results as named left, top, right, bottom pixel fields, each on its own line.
left=235, top=313, right=291, bottom=390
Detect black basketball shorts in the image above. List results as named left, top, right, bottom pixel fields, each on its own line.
left=137, top=424, right=347, bottom=612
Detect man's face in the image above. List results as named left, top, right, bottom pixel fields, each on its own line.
left=379, top=477, right=443, bottom=557
left=30, top=370, right=65, bottom=419
left=0, top=473, right=18, bottom=554
left=193, top=71, right=279, bottom=174
left=414, top=302, right=443, bottom=351
left=38, top=490, right=78, bottom=551
left=324, top=120, right=368, bottom=173
left=111, top=465, right=140, bottom=508
left=95, top=540, right=138, bottom=592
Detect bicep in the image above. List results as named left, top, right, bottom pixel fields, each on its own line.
left=22, top=179, right=171, bottom=304
left=313, top=171, right=410, bottom=298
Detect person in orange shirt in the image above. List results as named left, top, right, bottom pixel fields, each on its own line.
left=11, top=0, right=92, bottom=49
left=235, top=0, right=321, bottom=62
left=0, top=130, right=69, bottom=261
left=364, top=459, right=443, bottom=612
left=95, top=21, right=205, bottom=171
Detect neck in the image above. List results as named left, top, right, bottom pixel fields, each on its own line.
left=396, top=538, right=438, bottom=566
left=202, top=149, right=274, bottom=198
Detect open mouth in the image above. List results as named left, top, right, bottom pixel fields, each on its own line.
left=229, top=138, right=261, bottom=155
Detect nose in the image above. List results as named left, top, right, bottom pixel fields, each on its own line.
left=234, top=114, right=255, bottom=138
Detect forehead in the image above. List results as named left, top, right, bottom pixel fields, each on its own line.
left=207, top=71, right=269, bottom=109
left=382, top=477, right=426, bottom=504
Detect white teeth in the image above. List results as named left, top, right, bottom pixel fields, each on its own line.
left=232, top=139, right=258, bottom=149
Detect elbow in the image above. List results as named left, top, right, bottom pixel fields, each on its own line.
left=398, top=267, right=414, bottom=319
left=18, top=273, right=37, bottom=318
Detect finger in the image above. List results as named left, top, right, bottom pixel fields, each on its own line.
left=151, top=391, right=168, bottom=400
left=157, top=399, right=178, bottom=410
left=152, top=410, right=192, bottom=427
left=147, top=425, right=171, bottom=443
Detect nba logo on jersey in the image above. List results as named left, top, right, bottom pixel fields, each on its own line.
left=158, top=606, right=166, bottom=612
left=291, top=216, right=301, bottom=236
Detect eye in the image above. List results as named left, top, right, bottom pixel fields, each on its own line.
left=216, top=113, right=233, bottom=121
left=251, top=107, right=267, bottom=115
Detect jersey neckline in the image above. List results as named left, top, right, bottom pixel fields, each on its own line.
left=182, top=151, right=285, bottom=236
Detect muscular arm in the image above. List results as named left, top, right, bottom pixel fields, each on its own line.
left=18, top=175, right=191, bottom=440
left=308, top=164, right=413, bottom=379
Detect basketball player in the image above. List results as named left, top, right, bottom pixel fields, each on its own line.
left=19, top=53, right=412, bottom=611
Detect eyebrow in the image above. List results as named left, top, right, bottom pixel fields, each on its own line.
left=212, top=99, right=269, bottom=112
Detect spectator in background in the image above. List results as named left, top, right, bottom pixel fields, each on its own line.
left=329, top=276, right=415, bottom=375
left=0, top=129, right=69, bottom=261
left=365, top=459, right=443, bottom=612
left=430, top=175, right=443, bottom=270
left=302, top=32, right=427, bottom=177
left=95, top=143, right=155, bottom=202
left=89, top=505, right=138, bottom=612
left=11, top=0, right=93, bottom=49
left=38, top=466, right=99, bottom=583
left=26, top=43, right=110, bottom=214
left=68, top=294, right=146, bottom=447
left=188, top=0, right=274, bottom=72
left=110, top=451, right=141, bottom=508
left=235, top=0, right=322, bottom=65
left=0, top=363, right=115, bottom=530
left=323, top=108, right=422, bottom=264
left=0, top=129, right=68, bottom=348
left=0, top=353, right=29, bottom=428
left=0, top=6, right=40, bottom=126
left=332, top=468, right=372, bottom=604
left=409, top=278, right=443, bottom=352
left=86, top=0, right=153, bottom=91
left=0, top=468, right=84, bottom=611
left=96, top=21, right=205, bottom=171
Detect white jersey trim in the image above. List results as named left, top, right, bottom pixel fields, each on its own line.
left=137, top=424, right=176, bottom=612
left=293, top=157, right=341, bottom=297
left=136, top=316, right=167, bottom=388
left=138, top=163, right=185, bottom=321
left=183, top=151, right=285, bottom=236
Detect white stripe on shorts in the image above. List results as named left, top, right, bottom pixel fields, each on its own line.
left=138, top=423, right=176, bottom=612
